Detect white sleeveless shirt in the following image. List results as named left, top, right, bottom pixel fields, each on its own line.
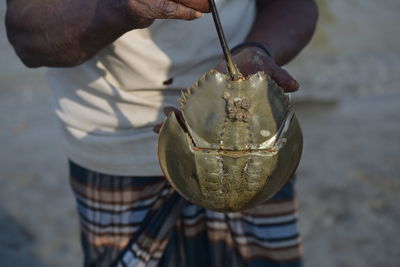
left=47, top=0, right=256, bottom=175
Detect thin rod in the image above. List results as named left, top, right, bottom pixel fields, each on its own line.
left=209, top=0, right=242, bottom=80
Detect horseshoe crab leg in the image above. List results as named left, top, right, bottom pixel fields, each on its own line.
left=209, top=0, right=243, bottom=81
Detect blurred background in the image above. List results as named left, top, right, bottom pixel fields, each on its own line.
left=0, top=0, right=399, bottom=266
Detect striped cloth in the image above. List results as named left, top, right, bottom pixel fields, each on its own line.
left=69, top=161, right=302, bottom=267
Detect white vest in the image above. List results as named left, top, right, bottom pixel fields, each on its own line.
left=47, top=0, right=256, bottom=175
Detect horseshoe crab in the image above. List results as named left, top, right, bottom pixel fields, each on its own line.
left=158, top=70, right=302, bottom=212
left=157, top=0, right=303, bottom=212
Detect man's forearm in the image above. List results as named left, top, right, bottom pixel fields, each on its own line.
left=6, top=0, right=205, bottom=68
left=5, top=0, right=141, bottom=67
left=247, top=0, right=318, bottom=66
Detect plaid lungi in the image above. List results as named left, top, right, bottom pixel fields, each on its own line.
left=69, top=161, right=302, bottom=267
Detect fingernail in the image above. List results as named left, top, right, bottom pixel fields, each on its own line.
left=194, top=11, right=203, bottom=18
left=289, top=80, right=300, bottom=92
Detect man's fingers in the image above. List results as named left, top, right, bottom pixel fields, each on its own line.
left=270, top=67, right=299, bottom=92
left=158, top=0, right=202, bottom=20
left=153, top=122, right=163, bottom=134
left=173, top=0, right=210, bottom=13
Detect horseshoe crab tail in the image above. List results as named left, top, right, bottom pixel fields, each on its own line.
left=209, top=0, right=243, bottom=81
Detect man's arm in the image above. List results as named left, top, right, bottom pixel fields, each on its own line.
left=5, top=0, right=209, bottom=68
left=220, top=0, right=318, bottom=92
left=248, top=0, right=318, bottom=66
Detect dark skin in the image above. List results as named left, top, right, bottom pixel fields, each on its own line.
left=6, top=0, right=318, bottom=121
left=5, top=0, right=207, bottom=68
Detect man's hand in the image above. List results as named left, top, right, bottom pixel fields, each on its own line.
left=216, top=47, right=299, bottom=92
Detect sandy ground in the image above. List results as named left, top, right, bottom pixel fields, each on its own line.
left=1, top=0, right=400, bottom=266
